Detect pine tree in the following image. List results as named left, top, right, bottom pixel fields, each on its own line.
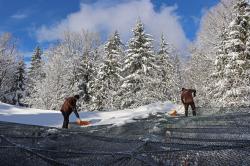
left=170, top=49, right=183, bottom=102
left=91, top=31, right=124, bottom=110
left=29, top=46, right=43, bottom=81
left=26, top=46, right=44, bottom=107
left=157, top=34, right=174, bottom=101
left=76, top=53, right=96, bottom=110
left=120, top=20, right=158, bottom=108
left=13, top=59, right=26, bottom=105
left=209, top=0, right=250, bottom=107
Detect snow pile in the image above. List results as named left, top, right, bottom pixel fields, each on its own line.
left=83, top=101, right=184, bottom=126
left=0, top=102, right=62, bottom=127
left=0, top=101, right=183, bottom=127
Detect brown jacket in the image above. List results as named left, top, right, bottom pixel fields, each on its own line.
left=61, top=97, right=80, bottom=118
left=181, top=89, right=196, bottom=104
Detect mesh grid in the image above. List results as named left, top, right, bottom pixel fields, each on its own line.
left=0, top=107, right=250, bottom=166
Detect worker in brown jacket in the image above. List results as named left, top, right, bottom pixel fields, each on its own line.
left=60, top=95, right=81, bottom=128
left=181, top=88, right=196, bottom=117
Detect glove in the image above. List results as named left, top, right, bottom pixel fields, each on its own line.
left=76, top=118, right=81, bottom=124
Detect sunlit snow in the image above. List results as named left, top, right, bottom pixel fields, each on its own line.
left=0, top=101, right=184, bottom=128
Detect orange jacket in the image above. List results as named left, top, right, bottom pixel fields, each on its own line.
left=181, top=89, right=196, bottom=104
left=61, top=97, right=80, bottom=118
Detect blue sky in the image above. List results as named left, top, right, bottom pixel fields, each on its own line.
left=0, top=0, right=219, bottom=61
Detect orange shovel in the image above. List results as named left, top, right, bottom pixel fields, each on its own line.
left=76, top=120, right=91, bottom=126
left=169, top=110, right=177, bottom=116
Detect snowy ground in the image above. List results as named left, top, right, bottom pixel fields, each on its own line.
left=0, top=101, right=184, bottom=128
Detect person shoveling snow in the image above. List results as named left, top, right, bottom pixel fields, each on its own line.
left=181, top=88, right=197, bottom=117
left=60, top=95, right=90, bottom=128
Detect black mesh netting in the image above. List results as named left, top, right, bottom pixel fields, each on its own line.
left=0, top=107, right=250, bottom=166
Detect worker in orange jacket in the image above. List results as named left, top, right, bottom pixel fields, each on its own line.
left=60, top=95, right=81, bottom=128
left=181, top=88, right=197, bottom=117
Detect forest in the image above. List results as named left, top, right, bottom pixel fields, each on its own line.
left=0, top=0, right=249, bottom=111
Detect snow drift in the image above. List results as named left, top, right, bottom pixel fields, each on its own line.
left=0, top=101, right=184, bottom=127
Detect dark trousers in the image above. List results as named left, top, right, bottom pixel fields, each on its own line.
left=184, top=102, right=196, bottom=117
left=61, top=111, right=70, bottom=129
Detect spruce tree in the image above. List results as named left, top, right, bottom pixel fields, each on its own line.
left=209, top=0, right=250, bottom=107
left=120, top=20, right=158, bottom=108
left=77, top=54, right=95, bottom=110
left=13, top=59, right=26, bottom=105
left=29, top=46, right=43, bottom=81
left=26, top=46, right=44, bottom=106
left=92, top=31, right=124, bottom=110
left=170, top=50, right=183, bottom=102
left=157, top=34, right=174, bottom=101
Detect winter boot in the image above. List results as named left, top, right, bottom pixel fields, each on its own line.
left=192, top=111, right=196, bottom=116
left=185, top=110, right=188, bottom=117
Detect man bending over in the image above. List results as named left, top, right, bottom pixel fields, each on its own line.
left=181, top=88, right=196, bottom=117
left=60, top=95, right=81, bottom=128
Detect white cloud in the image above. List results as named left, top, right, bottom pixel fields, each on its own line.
left=11, top=14, right=28, bottom=19
left=36, top=0, right=189, bottom=52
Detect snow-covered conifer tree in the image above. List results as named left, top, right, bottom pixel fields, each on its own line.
left=73, top=31, right=101, bottom=111
left=187, top=0, right=237, bottom=106
left=28, top=46, right=43, bottom=81
left=12, top=59, right=26, bottom=105
left=157, top=34, right=174, bottom=101
left=91, top=31, right=124, bottom=110
left=25, top=46, right=44, bottom=107
left=170, top=49, right=183, bottom=102
left=0, top=33, right=20, bottom=104
left=208, top=0, right=250, bottom=107
left=77, top=56, right=93, bottom=104
left=119, top=20, right=159, bottom=108
left=77, top=49, right=99, bottom=111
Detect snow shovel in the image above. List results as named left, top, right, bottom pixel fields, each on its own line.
left=76, top=120, right=91, bottom=126
left=168, top=110, right=177, bottom=116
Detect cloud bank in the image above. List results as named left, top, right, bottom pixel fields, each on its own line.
left=36, top=0, right=189, bottom=52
